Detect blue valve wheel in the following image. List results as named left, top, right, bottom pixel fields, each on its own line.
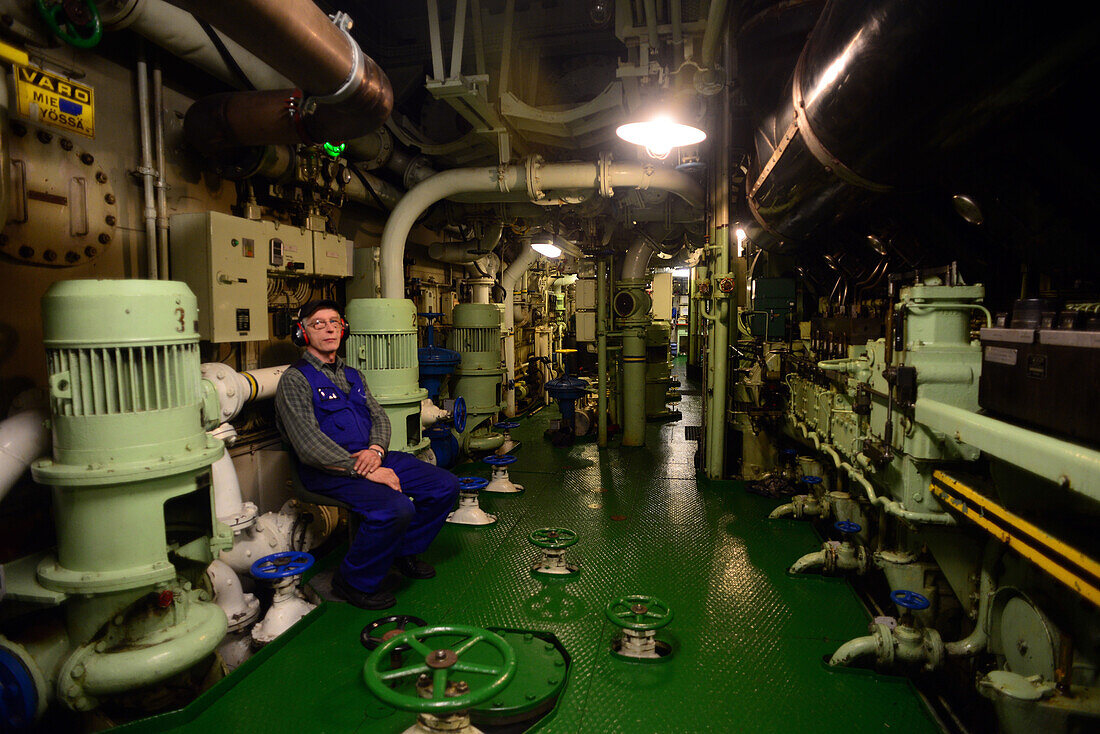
left=418, top=312, right=443, bottom=320
left=801, top=475, right=823, bottom=485
left=484, top=454, right=517, bottom=466
left=892, top=590, right=931, bottom=611
left=834, top=520, right=862, bottom=534
left=457, top=476, right=489, bottom=491
left=0, top=649, right=38, bottom=730
left=451, top=396, right=467, bottom=434
left=251, top=551, right=315, bottom=580
left=779, top=448, right=798, bottom=457
left=494, top=421, right=520, bottom=431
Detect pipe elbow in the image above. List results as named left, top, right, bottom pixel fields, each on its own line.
left=769, top=503, right=796, bottom=519
left=789, top=550, right=826, bottom=574
left=828, top=635, right=879, bottom=668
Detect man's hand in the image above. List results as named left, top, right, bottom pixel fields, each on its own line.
left=350, top=447, right=382, bottom=476
left=365, top=466, right=402, bottom=492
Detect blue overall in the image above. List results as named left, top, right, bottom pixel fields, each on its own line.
left=292, top=360, right=459, bottom=592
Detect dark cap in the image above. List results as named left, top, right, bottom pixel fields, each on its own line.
left=297, top=299, right=343, bottom=321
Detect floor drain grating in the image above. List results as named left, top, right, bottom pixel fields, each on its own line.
left=684, top=425, right=701, bottom=440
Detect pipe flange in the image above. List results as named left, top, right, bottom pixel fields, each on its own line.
left=598, top=152, right=614, bottom=199
left=525, top=155, right=546, bottom=200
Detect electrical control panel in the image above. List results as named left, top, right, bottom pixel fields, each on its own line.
left=312, top=230, right=353, bottom=277
left=266, top=221, right=314, bottom=275
left=169, top=211, right=270, bottom=343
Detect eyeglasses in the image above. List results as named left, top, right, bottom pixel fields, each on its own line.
left=306, top=318, right=344, bottom=330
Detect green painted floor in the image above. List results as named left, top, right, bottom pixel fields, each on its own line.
left=117, top=359, right=942, bottom=733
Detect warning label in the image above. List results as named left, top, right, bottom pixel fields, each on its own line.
left=14, top=65, right=95, bottom=138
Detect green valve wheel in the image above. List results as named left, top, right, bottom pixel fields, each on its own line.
left=528, top=528, right=578, bottom=550
left=363, top=625, right=516, bottom=714
left=36, top=0, right=102, bottom=48
left=605, top=595, right=674, bottom=631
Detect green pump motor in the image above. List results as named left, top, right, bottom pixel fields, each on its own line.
left=449, top=303, right=505, bottom=451
left=2, top=280, right=228, bottom=718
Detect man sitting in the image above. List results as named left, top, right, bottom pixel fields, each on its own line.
left=275, top=300, right=460, bottom=609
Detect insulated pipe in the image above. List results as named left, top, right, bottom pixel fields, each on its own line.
left=379, top=158, right=705, bottom=298
left=745, top=0, right=1095, bottom=253
left=180, top=0, right=392, bottom=151
left=620, top=237, right=655, bottom=280
left=502, top=242, right=541, bottom=416
left=101, top=0, right=292, bottom=90
left=345, top=168, right=403, bottom=211
left=0, top=409, right=50, bottom=504
left=152, top=59, right=170, bottom=279
left=211, top=451, right=247, bottom=522
left=429, top=222, right=504, bottom=264
left=699, top=0, right=728, bottom=68
left=768, top=503, right=795, bottom=519
left=643, top=0, right=659, bottom=50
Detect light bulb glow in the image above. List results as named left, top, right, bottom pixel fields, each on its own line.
left=616, top=116, right=706, bottom=158
left=531, top=242, right=563, bottom=258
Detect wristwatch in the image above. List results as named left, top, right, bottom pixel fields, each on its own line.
left=369, top=447, right=385, bottom=459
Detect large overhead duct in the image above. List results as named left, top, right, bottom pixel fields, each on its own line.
left=744, top=0, right=1095, bottom=254
left=379, top=156, right=705, bottom=298
left=180, top=0, right=392, bottom=151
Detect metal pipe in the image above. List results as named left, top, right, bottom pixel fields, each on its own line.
left=136, top=46, right=159, bottom=278
left=789, top=550, right=826, bottom=574
left=597, top=256, right=608, bottom=447
left=620, top=236, right=656, bottom=280
left=768, top=503, right=796, bottom=519
left=428, top=222, right=503, bottom=264
left=379, top=158, right=704, bottom=298
left=945, top=540, right=1002, bottom=657
left=699, top=0, right=728, bottom=68
left=152, top=58, right=169, bottom=279
left=828, top=634, right=879, bottom=667
left=180, top=0, right=392, bottom=151
left=502, top=242, right=540, bottom=416
left=0, top=409, right=50, bottom=504
left=101, top=0, right=292, bottom=90
left=915, top=398, right=1100, bottom=502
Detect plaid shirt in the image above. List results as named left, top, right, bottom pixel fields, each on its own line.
left=275, top=351, right=391, bottom=474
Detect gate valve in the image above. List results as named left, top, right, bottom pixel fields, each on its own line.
left=791, top=475, right=826, bottom=518
left=494, top=420, right=520, bottom=453
left=605, top=594, right=674, bottom=660
left=483, top=454, right=523, bottom=493
left=249, top=552, right=317, bottom=647
left=696, top=281, right=712, bottom=297
left=822, top=521, right=868, bottom=574
left=829, top=590, right=943, bottom=672
left=716, top=275, right=736, bottom=294
left=528, top=527, right=579, bottom=575
left=447, top=476, right=496, bottom=526
left=362, top=625, right=517, bottom=732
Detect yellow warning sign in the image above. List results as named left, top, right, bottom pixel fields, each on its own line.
left=14, top=64, right=95, bottom=138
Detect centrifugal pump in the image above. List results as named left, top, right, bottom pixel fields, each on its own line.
left=448, top=303, right=504, bottom=452
left=1, top=280, right=228, bottom=723
left=345, top=298, right=430, bottom=452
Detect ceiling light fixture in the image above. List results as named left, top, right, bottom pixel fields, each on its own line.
left=531, top=241, right=563, bottom=258
left=616, top=114, right=706, bottom=160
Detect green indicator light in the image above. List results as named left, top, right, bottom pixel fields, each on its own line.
left=323, top=142, right=346, bottom=158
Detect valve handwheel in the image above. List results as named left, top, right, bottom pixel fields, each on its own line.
left=528, top=527, right=578, bottom=549
left=361, top=614, right=428, bottom=651
left=457, top=476, right=489, bottom=491
left=451, top=395, right=467, bottom=434
left=892, top=590, right=931, bottom=611
left=36, top=0, right=102, bottom=48
left=250, top=551, right=314, bottom=580
left=484, top=454, right=517, bottom=466
left=363, top=625, right=516, bottom=713
left=605, top=595, right=673, bottom=631
left=834, top=520, right=862, bottom=534
left=494, top=421, right=519, bottom=431
left=801, top=475, right=823, bottom=486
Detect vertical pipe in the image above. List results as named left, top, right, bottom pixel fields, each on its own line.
left=643, top=0, right=659, bottom=50
left=137, top=45, right=158, bottom=279
left=152, top=57, right=169, bottom=279
left=622, top=326, right=646, bottom=445
left=688, top=265, right=699, bottom=368
left=471, top=0, right=486, bottom=75
left=597, top=256, right=608, bottom=447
